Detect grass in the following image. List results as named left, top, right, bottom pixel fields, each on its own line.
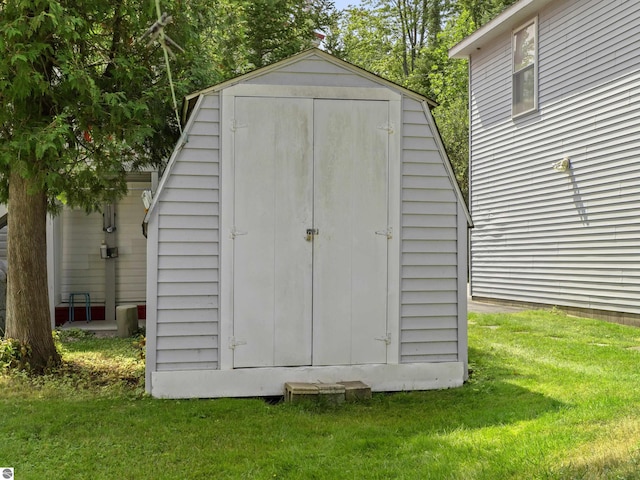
left=2, top=311, right=640, bottom=479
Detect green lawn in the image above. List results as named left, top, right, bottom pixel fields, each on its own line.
left=2, top=310, right=640, bottom=479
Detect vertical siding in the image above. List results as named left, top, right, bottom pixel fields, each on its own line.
left=154, top=93, right=220, bottom=371
left=470, top=0, right=640, bottom=313
left=400, top=97, right=460, bottom=363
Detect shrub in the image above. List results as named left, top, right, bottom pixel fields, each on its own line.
left=0, top=337, right=30, bottom=370
left=133, top=335, right=146, bottom=360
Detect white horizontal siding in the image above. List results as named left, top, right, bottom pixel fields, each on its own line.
left=539, top=0, right=640, bottom=105
left=400, top=97, right=460, bottom=364
left=116, top=181, right=150, bottom=303
left=469, top=0, right=640, bottom=314
left=154, top=92, right=220, bottom=371
left=60, top=209, right=106, bottom=303
left=470, top=40, right=511, bottom=130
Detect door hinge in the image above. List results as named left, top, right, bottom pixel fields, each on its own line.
left=375, top=333, right=392, bottom=345
left=230, top=119, right=248, bottom=131
left=230, top=226, right=248, bottom=239
left=375, top=227, right=392, bottom=239
left=229, top=337, right=247, bottom=349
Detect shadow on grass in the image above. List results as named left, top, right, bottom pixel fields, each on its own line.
left=433, top=345, right=566, bottom=429
left=284, top=346, right=567, bottom=436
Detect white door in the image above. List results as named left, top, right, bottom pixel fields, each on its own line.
left=313, top=100, right=389, bottom=365
left=232, top=97, right=314, bottom=367
left=232, top=97, right=389, bottom=368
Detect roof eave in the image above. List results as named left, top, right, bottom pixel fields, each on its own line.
left=449, top=0, right=554, bottom=58
left=183, top=48, right=438, bottom=117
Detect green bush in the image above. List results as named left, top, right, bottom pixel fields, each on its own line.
left=0, top=337, right=30, bottom=370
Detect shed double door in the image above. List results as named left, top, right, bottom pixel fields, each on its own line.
left=232, top=96, right=389, bottom=368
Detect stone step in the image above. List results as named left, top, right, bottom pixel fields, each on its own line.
left=284, top=381, right=371, bottom=404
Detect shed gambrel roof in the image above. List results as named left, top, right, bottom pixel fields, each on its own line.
left=449, top=0, right=554, bottom=58
left=146, top=48, right=472, bottom=227
left=182, top=48, right=438, bottom=122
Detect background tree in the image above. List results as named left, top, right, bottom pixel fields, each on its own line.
left=0, top=0, right=212, bottom=370
left=457, top=0, right=518, bottom=26
left=332, top=0, right=450, bottom=85
left=333, top=4, right=404, bottom=82
left=203, top=0, right=336, bottom=79
left=420, top=10, right=476, bottom=200
left=0, top=0, right=333, bottom=371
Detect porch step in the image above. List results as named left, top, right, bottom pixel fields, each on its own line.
left=284, top=381, right=371, bottom=404
left=58, top=319, right=146, bottom=337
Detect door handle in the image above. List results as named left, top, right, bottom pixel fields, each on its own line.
left=305, top=228, right=319, bottom=241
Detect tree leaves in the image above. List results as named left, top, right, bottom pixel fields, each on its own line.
left=0, top=1, right=181, bottom=209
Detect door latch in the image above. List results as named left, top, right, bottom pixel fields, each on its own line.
left=305, top=228, right=319, bottom=241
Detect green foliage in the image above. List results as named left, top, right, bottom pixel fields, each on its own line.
left=3, top=335, right=145, bottom=398
left=195, top=0, right=335, bottom=82
left=457, top=0, right=519, bottom=27
left=132, top=334, right=146, bottom=361
left=420, top=11, right=476, bottom=201
left=0, top=337, right=30, bottom=370
left=0, top=0, right=336, bottom=213
left=433, top=96, right=469, bottom=199
left=333, top=3, right=405, bottom=83
left=0, top=0, right=219, bottom=212
left=0, top=0, right=336, bottom=370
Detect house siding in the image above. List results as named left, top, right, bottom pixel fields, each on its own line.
left=58, top=180, right=150, bottom=308
left=470, top=0, right=640, bottom=313
left=153, top=93, right=220, bottom=371
left=116, top=181, right=150, bottom=303
left=60, top=209, right=106, bottom=303
left=400, top=97, right=460, bottom=363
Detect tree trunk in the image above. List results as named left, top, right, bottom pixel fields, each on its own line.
left=5, top=171, right=60, bottom=371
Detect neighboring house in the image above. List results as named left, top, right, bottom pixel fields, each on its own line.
left=51, top=173, right=153, bottom=325
left=143, top=48, right=472, bottom=399
left=0, top=174, right=154, bottom=326
left=450, top=0, right=640, bottom=323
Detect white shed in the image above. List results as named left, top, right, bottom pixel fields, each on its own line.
left=144, top=49, right=472, bottom=398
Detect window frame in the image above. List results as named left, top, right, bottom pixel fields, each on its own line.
left=512, top=16, right=538, bottom=118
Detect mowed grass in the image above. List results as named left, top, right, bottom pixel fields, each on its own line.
left=3, top=310, right=640, bottom=479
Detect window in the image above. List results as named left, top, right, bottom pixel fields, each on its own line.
left=512, top=18, right=537, bottom=116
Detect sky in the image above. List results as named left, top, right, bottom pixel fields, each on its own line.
left=333, top=0, right=364, bottom=11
